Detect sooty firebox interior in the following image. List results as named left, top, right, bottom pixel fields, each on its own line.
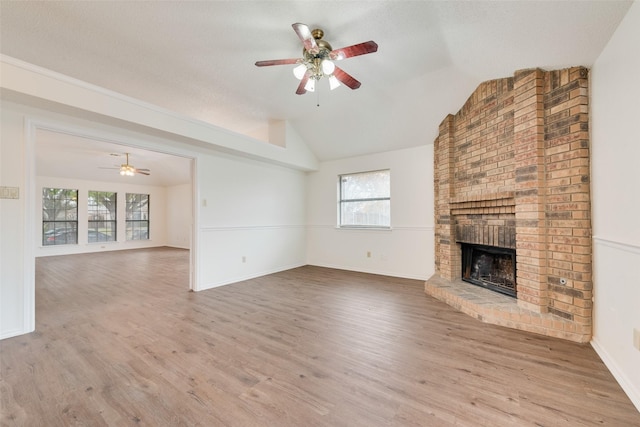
left=461, top=243, right=516, bottom=297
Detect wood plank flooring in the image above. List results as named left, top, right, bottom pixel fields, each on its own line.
left=1, top=247, right=638, bottom=426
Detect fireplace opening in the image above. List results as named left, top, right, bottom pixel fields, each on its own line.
left=461, top=243, right=516, bottom=298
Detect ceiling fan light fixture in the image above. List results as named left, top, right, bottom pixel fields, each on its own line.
left=304, top=78, right=316, bottom=92
left=321, top=59, right=335, bottom=75
left=293, top=63, right=307, bottom=80
left=120, top=164, right=135, bottom=176
left=329, top=75, right=341, bottom=90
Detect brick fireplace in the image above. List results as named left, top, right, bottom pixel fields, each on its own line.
left=425, top=67, right=592, bottom=343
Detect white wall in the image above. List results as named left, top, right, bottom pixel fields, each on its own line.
left=590, top=0, right=640, bottom=411
left=306, top=145, right=434, bottom=280
left=0, top=102, right=28, bottom=339
left=166, top=183, right=192, bottom=249
left=0, top=98, right=309, bottom=339
left=197, top=155, right=307, bottom=289
left=35, top=176, right=168, bottom=257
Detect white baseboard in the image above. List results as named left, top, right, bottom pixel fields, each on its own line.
left=307, top=262, right=429, bottom=281
left=198, top=262, right=307, bottom=291
left=591, top=338, right=640, bottom=412
left=0, top=327, right=30, bottom=341
left=165, top=244, right=190, bottom=250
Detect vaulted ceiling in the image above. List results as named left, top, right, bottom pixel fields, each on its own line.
left=1, top=1, right=633, bottom=168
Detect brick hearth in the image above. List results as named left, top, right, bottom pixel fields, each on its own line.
left=426, top=67, right=592, bottom=343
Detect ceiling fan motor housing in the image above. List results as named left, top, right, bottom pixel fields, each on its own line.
left=303, top=38, right=332, bottom=60
left=303, top=32, right=334, bottom=80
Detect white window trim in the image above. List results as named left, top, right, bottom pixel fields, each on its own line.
left=338, top=169, right=391, bottom=229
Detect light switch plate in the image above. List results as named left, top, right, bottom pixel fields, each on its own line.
left=0, top=186, right=19, bottom=199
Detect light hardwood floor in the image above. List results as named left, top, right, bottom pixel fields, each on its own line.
left=1, top=247, right=638, bottom=426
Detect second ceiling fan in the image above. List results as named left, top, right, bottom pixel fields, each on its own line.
left=100, top=153, right=150, bottom=176
left=255, top=23, right=378, bottom=94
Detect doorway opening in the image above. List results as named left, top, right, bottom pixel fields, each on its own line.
left=25, top=120, right=199, bottom=333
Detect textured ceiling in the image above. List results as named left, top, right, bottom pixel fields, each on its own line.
left=35, top=130, right=193, bottom=187
left=0, top=1, right=633, bottom=164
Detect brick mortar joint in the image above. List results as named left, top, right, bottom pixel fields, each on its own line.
left=450, top=191, right=515, bottom=204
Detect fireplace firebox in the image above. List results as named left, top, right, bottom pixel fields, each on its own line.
left=461, top=243, right=516, bottom=298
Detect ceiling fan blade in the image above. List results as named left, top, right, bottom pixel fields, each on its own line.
left=333, top=67, right=361, bottom=90
left=255, top=58, right=300, bottom=67
left=292, top=23, right=319, bottom=54
left=136, top=168, right=150, bottom=172
left=135, top=170, right=151, bottom=176
left=330, top=41, right=378, bottom=61
left=296, top=73, right=309, bottom=95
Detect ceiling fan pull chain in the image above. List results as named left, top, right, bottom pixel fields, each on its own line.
left=317, top=88, right=320, bottom=107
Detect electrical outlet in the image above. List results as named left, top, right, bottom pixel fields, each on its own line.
left=242, top=256, right=246, bottom=263
left=634, top=328, right=640, bottom=351
left=367, top=251, right=371, bottom=258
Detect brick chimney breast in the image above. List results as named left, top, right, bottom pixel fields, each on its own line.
left=427, top=67, right=592, bottom=343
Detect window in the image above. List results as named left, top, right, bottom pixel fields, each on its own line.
left=126, top=193, right=149, bottom=240
left=339, top=169, right=390, bottom=228
left=88, top=191, right=117, bottom=243
left=42, top=188, right=78, bottom=245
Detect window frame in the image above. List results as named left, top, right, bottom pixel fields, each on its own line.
left=42, top=188, right=79, bottom=246
left=338, top=169, right=391, bottom=229
left=126, top=193, right=150, bottom=241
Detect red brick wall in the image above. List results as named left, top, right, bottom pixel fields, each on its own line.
left=453, top=78, right=515, bottom=197
left=543, top=68, right=592, bottom=325
left=432, top=67, right=592, bottom=341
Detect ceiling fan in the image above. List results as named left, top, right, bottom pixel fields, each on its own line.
left=100, top=153, right=150, bottom=176
left=255, top=23, right=378, bottom=94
